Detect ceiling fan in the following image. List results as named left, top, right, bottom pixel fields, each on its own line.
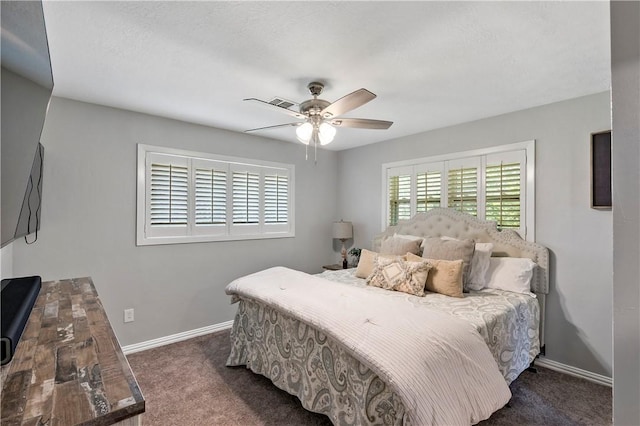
left=244, top=81, right=393, bottom=161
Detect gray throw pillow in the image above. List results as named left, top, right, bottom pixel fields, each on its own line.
left=421, top=237, right=475, bottom=290
left=379, top=236, right=422, bottom=256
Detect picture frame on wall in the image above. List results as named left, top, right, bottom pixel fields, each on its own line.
left=591, top=130, right=612, bottom=209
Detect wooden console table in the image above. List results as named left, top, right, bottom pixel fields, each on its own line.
left=1, top=277, right=144, bottom=425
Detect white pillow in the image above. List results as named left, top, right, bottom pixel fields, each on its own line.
left=485, top=257, right=536, bottom=294
left=439, top=236, right=493, bottom=290
left=467, top=243, right=494, bottom=290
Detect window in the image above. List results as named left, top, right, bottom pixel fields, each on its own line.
left=447, top=157, right=480, bottom=217
left=137, top=144, right=294, bottom=246
left=388, top=170, right=412, bottom=225
left=382, top=141, right=534, bottom=240
left=485, top=151, right=525, bottom=230
left=416, top=170, right=442, bottom=213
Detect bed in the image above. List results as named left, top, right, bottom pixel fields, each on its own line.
left=225, top=208, right=549, bottom=425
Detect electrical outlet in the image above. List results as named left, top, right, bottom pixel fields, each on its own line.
left=124, top=308, right=135, bottom=323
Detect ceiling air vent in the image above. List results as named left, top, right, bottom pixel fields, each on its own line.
left=268, top=98, right=297, bottom=110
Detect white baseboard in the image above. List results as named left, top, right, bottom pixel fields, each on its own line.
left=534, top=357, right=612, bottom=387
left=122, top=320, right=234, bottom=355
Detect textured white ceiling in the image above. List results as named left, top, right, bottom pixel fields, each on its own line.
left=42, top=1, right=610, bottom=151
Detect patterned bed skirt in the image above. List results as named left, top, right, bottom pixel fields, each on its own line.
left=226, top=298, right=407, bottom=426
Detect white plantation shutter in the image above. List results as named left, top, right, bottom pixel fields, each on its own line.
left=192, top=158, right=228, bottom=236
left=415, top=163, right=444, bottom=213
left=145, top=153, right=189, bottom=238
left=263, top=169, right=291, bottom=233
left=150, top=163, right=189, bottom=225
left=230, top=165, right=261, bottom=235
left=447, top=158, right=481, bottom=216
left=138, top=145, right=295, bottom=245
left=232, top=170, right=260, bottom=224
left=387, top=167, right=412, bottom=226
left=264, top=172, right=288, bottom=224
left=485, top=150, right=526, bottom=236
left=485, top=163, right=520, bottom=227
left=195, top=168, right=227, bottom=225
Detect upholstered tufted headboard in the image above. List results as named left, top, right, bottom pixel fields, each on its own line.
left=372, top=208, right=549, bottom=350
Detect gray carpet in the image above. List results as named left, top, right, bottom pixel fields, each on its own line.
left=127, top=330, right=612, bottom=425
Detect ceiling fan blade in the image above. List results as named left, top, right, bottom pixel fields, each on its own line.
left=330, top=118, right=393, bottom=129
left=243, top=98, right=306, bottom=119
left=320, top=89, right=376, bottom=118
left=244, top=122, right=301, bottom=132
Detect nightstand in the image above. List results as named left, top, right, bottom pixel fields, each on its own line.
left=322, top=264, right=352, bottom=271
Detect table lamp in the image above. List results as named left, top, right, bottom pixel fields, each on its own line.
left=332, top=220, right=353, bottom=269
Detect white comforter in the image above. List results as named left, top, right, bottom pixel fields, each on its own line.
left=226, top=267, right=511, bottom=425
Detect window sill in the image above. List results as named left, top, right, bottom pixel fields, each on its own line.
left=136, top=231, right=295, bottom=246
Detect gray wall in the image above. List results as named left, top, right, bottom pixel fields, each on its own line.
left=1, top=68, right=51, bottom=246
left=10, top=97, right=339, bottom=346
left=0, top=243, right=13, bottom=279
left=611, top=1, right=640, bottom=424
left=337, top=92, right=612, bottom=377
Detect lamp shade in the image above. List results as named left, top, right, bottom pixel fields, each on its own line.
left=332, top=221, right=353, bottom=240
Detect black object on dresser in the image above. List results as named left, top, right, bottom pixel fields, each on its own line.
left=1, top=276, right=41, bottom=365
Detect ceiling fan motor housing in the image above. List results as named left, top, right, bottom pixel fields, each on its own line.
left=300, top=98, right=330, bottom=116
left=300, top=82, right=330, bottom=117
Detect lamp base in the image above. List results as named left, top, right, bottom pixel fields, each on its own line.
left=341, top=240, right=348, bottom=268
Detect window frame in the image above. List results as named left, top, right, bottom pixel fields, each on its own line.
left=137, top=144, right=295, bottom=246
left=381, top=140, right=535, bottom=241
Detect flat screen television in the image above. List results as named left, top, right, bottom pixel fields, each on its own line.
left=1, top=0, right=53, bottom=247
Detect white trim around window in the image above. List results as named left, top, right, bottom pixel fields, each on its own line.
left=137, top=144, right=295, bottom=246
left=381, top=140, right=535, bottom=241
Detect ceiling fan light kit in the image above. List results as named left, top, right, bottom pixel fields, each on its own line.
left=295, top=122, right=313, bottom=144
left=295, top=119, right=336, bottom=146
left=244, top=81, right=393, bottom=162
left=318, top=122, right=336, bottom=145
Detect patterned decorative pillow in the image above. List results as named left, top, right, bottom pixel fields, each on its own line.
left=366, top=257, right=401, bottom=290
left=366, top=256, right=431, bottom=296
left=379, top=236, right=422, bottom=256
left=395, top=258, right=432, bottom=295
left=355, top=249, right=406, bottom=278
left=421, top=237, right=475, bottom=289
left=407, top=253, right=464, bottom=298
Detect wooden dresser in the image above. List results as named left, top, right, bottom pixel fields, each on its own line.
left=1, top=277, right=145, bottom=425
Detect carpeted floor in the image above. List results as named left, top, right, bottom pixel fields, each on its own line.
left=126, top=330, right=612, bottom=426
